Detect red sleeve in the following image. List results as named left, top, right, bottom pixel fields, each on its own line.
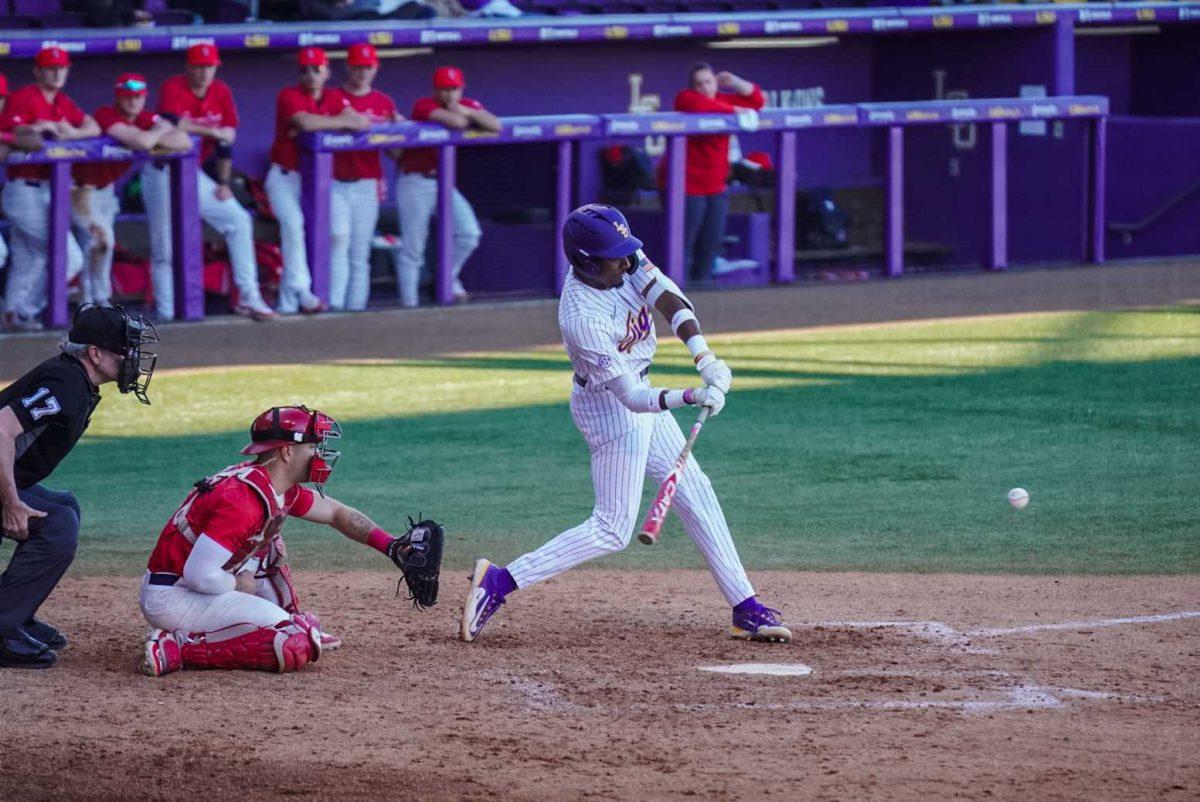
left=196, top=481, right=266, bottom=552
left=409, top=97, right=438, bottom=122
left=61, top=95, right=86, bottom=127
left=461, top=97, right=485, bottom=112
left=157, top=78, right=185, bottom=116
left=278, top=88, right=308, bottom=125
left=0, top=92, right=30, bottom=130
left=285, top=485, right=315, bottom=518
left=674, top=89, right=736, bottom=114
left=217, top=81, right=239, bottom=128
left=383, top=94, right=399, bottom=119
left=136, top=110, right=161, bottom=130
left=723, top=84, right=765, bottom=111
left=93, top=107, right=122, bottom=132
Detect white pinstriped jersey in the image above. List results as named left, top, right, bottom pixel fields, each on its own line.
left=559, top=269, right=657, bottom=387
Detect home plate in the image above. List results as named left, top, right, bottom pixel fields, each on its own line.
left=698, top=663, right=813, bottom=677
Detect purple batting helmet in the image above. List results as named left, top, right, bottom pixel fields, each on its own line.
left=562, top=204, right=643, bottom=274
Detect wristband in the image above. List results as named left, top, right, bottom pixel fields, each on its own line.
left=366, top=527, right=394, bottom=555
left=686, top=334, right=710, bottom=362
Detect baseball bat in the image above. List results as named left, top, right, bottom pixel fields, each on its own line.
left=637, top=407, right=711, bottom=545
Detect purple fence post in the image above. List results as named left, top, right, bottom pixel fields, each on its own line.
left=45, top=161, right=72, bottom=329
left=300, top=147, right=333, bottom=304
left=774, top=130, right=797, bottom=283
left=664, top=135, right=687, bottom=287
left=1088, top=116, right=1107, bottom=264
left=554, top=139, right=572, bottom=295
left=436, top=145, right=456, bottom=306
left=988, top=122, right=1008, bottom=271
left=1053, top=18, right=1075, bottom=95
left=170, top=152, right=204, bottom=320
left=884, top=126, right=904, bottom=278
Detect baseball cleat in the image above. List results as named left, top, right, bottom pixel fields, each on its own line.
left=319, top=631, right=343, bottom=651
left=235, top=302, right=278, bottom=322
left=730, top=599, right=792, bottom=643
left=460, top=558, right=506, bottom=642
left=141, top=628, right=183, bottom=677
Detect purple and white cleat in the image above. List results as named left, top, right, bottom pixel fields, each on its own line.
left=730, top=598, right=792, bottom=643
left=460, top=559, right=509, bottom=642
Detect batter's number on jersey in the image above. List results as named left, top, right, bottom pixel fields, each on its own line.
left=21, top=387, right=61, bottom=421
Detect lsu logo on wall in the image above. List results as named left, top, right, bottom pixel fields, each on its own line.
left=116, top=38, right=142, bottom=52
left=369, top=31, right=393, bottom=45
left=244, top=34, right=269, bottom=47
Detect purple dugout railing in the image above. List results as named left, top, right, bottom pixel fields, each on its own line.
left=2, top=96, right=1107, bottom=328
left=300, top=95, right=1108, bottom=305
left=2, top=139, right=202, bottom=329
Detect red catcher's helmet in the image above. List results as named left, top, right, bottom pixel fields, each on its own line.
left=242, top=405, right=342, bottom=492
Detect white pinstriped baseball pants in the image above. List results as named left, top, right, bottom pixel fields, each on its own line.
left=265, top=164, right=351, bottom=314
left=506, top=382, right=756, bottom=607
left=2, top=181, right=84, bottom=319
left=70, top=185, right=118, bottom=307
left=394, top=172, right=481, bottom=305
left=330, top=178, right=378, bottom=311
left=143, top=164, right=268, bottom=318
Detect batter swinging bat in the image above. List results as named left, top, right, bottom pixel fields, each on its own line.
left=637, top=407, right=712, bottom=545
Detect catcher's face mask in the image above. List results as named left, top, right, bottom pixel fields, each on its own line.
left=306, top=411, right=342, bottom=494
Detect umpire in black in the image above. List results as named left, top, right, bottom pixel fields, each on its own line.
left=0, top=305, right=157, bottom=668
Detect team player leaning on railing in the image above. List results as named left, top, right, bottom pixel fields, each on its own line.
left=0, top=43, right=755, bottom=330
left=0, top=42, right=518, bottom=331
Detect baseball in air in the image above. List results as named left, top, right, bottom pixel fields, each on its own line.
left=1007, top=487, right=1030, bottom=509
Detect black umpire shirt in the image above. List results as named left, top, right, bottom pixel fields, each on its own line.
left=0, top=354, right=101, bottom=491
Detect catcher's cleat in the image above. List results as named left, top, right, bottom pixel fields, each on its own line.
left=319, top=631, right=343, bottom=651
left=460, top=558, right=507, bottom=642
left=142, top=628, right=183, bottom=676
left=730, top=599, right=792, bottom=643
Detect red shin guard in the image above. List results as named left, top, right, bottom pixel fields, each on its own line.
left=178, top=615, right=321, bottom=672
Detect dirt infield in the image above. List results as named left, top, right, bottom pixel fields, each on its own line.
left=1, top=571, right=1197, bottom=800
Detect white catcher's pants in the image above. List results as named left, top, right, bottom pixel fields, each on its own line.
left=394, top=172, right=481, bottom=305
left=330, top=178, right=378, bottom=311
left=143, top=164, right=267, bottom=319
left=506, top=380, right=756, bottom=607
left=2, top=180, right=84, bottom=319
left=139, top=571, right=290, bottom=633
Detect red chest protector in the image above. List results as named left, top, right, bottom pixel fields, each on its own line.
left=166, top=461, right=288, bottom=573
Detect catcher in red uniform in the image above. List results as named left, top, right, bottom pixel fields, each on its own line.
left=139, top=405, right=443, bottom=675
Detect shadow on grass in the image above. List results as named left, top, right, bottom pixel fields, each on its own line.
left=24, top=350, right=1197, bottom=577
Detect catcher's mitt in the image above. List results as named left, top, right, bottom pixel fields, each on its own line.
left=387, top=516, right=444, bottom=610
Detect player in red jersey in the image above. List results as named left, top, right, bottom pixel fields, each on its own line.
left=139, top=405, right=427, bottom=675
left=329, top=43, right=402, bottom=311
left=264, top=47, right=370, bottom=315
left=0, top=47, right=98, bottom=332
left=394, top=66, right=500, bottom=306
left=71, top=74, right=189, bottom=309
left=144, top=43, right=276, bottom=322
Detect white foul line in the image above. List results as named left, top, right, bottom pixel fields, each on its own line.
left=969, top=610, right=1200, bottom=637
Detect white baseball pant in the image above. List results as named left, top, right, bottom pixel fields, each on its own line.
left=506, top=381, right=756, bottom=607
left=394, top=172, right=481, bottom=306
left=330, top=178, right=379, bottom=311
left=0, top=230, right=8, bottom=271
left=2, top=180, right=84, bottom=320
left=265, top=164, right=350, bottom=314
left=143, top=163, right=268, bottom=319
left=139, top=571, right=291, bottom=632
left=70, top=185, right=118, bottom=307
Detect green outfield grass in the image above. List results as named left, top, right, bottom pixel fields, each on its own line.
left=8, top=307, right=1199, bottom=575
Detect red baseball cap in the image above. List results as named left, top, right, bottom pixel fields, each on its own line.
left=433, top=66, right=465, bottom=89
left=186, top=42, right=221, bottom=66
left=35, top=47, right=71, bottom=68
left=744, top=151, right=774, bottom=171
left=0, top=74, right=8, bottom=96
left=347, top=42, right=379, bottom=67
left=114, top=72, right=149, bottom=98
left=298, top=46, right=328, bottom=67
